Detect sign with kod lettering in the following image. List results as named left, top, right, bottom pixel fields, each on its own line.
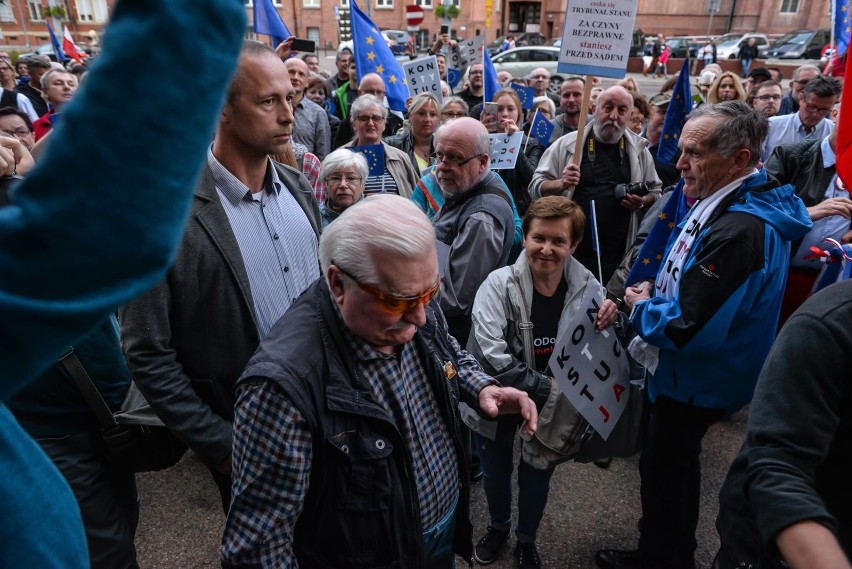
left=547, top=285, right=630, bottom=440
left=449, top=36, right=484, bottom=71
left=403, top=56, right=443, bottom=103
left=557, top=0, right=638, bottom=79
left=488, top=132, right=524, bottom=170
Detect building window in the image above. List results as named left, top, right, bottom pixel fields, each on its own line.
left=28, top=0, right=44, bottom=21
left=304, top=0, right=320, bottom=7
left=307, top=27, right=320, bottom=43
left=339, top=0, right=350, bottom=7
left=779, top=0, right=799, bottom=12
left=416, top=0, right=433, bottom=8
left=376, top=0, right=393, bottom=9
left=75, top=0, right=109, bottom=23
left=0, top=3, right=15, bottom=22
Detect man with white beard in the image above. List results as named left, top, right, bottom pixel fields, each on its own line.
left=530, top=86, right=662, bottom=283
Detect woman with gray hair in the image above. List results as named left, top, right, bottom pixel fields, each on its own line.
left=441, top=96, right=469, bottom=123
left=344, top=94, right=418, bottom=198
left=319, top=148, right=369, bottom=227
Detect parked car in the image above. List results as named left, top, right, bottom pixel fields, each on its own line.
left=382, top=29, right=413, bottom=54
left=19, top=42, right=91, bottom=62
left=553, top=28, right=644, bottom=56
left=765, top=28, right=830, bottom=59
left=489, top=46, right=562, bottom=93
left=487, top=33, right=546, bottom=55
left=713, top=32, right=770, bottom=59
left=665, top=37, right=700, bottom=59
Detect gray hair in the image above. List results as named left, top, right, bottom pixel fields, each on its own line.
left=441, top=96, right=469, bottom=114
left=532, top=95, right=556, bottom=116
left=473, top=128, right=491, bottom=155
left=791, top=64, right=821, bottom=81
left=319, top=194, right=436, bottom=285
left=350, top=94, right=387, bottom=120
left=802, top=75, right=842, bottom=99
left=686, top=101, right=767, bottom=166
left=320, top=148, right=369, bottom=183
left=39, top=68, right=76, bottom=91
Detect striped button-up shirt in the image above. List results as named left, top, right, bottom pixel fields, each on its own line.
left=209, top=149, right=319, bottom=339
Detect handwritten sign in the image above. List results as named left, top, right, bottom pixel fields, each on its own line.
left=403, top=56, right=443, bottom=103
left=556, top=0, right=638, bottom=79
left=450, top=36, right=484, bottom=71
left=488, top=132, right=524, bottom=170
left=548, top=285, right=630, bottom=440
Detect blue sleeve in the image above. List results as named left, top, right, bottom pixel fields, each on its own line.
left=0, top=0, right=246, bottom=398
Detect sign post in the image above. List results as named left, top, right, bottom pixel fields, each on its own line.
left=406, top=4, right=424, bottom=27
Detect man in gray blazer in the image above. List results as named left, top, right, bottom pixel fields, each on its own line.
left=120, top=41, right=321, bottom=510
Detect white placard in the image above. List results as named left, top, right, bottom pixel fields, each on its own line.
left=547, top=285, right=630, bottom=440
left=449, top=36, right=485, bottom=71
left=488, top=132, right=524, bottom=170
left=403, top=56, right=443, bottom=103
left=556, top=0, right=639, bottom=79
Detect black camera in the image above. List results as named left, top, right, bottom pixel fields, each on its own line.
left=614, top=181, right=651, bottom=200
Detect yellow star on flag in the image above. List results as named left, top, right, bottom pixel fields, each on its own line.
left=656, top=253, right=663, bottom=260
left=371, top=27, right=378, bottom=33
left=663, top=133, right=670, bottom=139
left=659, top=212, right=667, bottom=220
left=376, top=64, right=385, bottom=74
left=389, top=75, right=397, bottom=84
left=668, top=222, right=675, bottom=229
left=366, top=36, right=374, bottom=45
left=642, top=258, right=651, bottom=265
left=367, top=51, right=376, bottom=61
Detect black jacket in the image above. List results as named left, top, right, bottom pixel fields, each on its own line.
left=238, top=279, right=477, bottom=567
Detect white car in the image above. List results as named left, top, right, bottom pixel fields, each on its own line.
left=713, top=33, right=769, bottom=60
left=490, top=46, right=563, bottom=94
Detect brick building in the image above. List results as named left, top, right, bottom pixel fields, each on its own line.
left=0, top=0, right=115, bottom=53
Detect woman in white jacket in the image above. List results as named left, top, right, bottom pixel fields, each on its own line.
left=467, top=196, right=617, bottom=567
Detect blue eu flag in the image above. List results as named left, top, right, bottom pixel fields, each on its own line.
left=46, top=21, right=67, bottom=63
left=446, top=68, right=462, bottom=89
left=512, top=84, right=535, bottom=109
left=350, top=144, right=386, bottom=177
left=656, top=59, right=692, bottom=166
left=483, top=49, right=502, bottom=103
left=350, top=0, right=409, bottom=112
left=835, top=0, right=851, bottom=56
left=624, top=181, right=690, bottom=286
left=529, top=111, right=555, bottom=147
left=253, top=0, right=291, bottom=45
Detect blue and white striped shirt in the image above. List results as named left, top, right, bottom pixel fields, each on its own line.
left=209, top=149, right=319, bottom=339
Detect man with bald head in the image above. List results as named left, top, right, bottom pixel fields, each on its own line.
left=286, top=57, right=331, bottom=159
left=332, top=72, right=403, bottom=148
left=529, top=67, right=560, bottom=109
left=531, top=86, right=661, bottom=283
left=432, top=117, right=515, bottom=343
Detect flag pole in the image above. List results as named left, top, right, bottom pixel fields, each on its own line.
left=590, top=199, right=605, bottom=293
left=524, top=109, right=538, bottom=153
left=563, top=75, right=594, bottom=199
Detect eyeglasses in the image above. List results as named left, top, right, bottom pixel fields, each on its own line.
left=325, top=174, right=362, bottom=185
left=469, top=70, right=483, bottom=76
left=802, top=101, right=833, bottom=115
left=1, top=127, right=32, bottom=139
left=755, top=94, right=782, bottom=101
left=441, top=111, right=466, bottom=119
left=335, top=264, right=440, bottom=315
left=355, top=114, right=385, bottom=124
left=432, top=152, right=484, bottom=168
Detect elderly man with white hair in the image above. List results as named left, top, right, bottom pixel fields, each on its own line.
left=222, top=195, right=538, bottom=568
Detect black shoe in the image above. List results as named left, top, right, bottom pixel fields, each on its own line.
left=595, top=549, right=643, bottom=569
left=515, top=541, right=541, bottom=569
left=474, top=526, right=509, bottom=565
left=594, top=457, right=612, bottom=469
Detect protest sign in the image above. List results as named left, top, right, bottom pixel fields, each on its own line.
left=403, top=56, right=443, bottom=103
left=556, top=0, right=638, bottom=79
left=548, top=285, right=630, bottom=440
left=450, top=36, right=484, bottom=71
left=488, top=132, right=524, bottom=170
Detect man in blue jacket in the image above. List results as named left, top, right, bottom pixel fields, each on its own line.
left=595, top=101, right=813, bottom=569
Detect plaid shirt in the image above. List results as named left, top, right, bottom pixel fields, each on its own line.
left=222, top=305, right=493, bottom=567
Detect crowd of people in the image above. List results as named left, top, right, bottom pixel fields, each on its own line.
left=1, top=6, right=851, bottom=569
